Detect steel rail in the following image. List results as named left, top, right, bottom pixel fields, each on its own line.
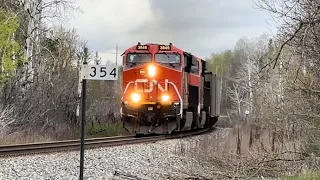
left=0, top=128, right=211, bottom=157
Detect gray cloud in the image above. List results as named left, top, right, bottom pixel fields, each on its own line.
left=66, top=0, right=276, bottom=61
left=128, top=0, right=276, bottom=57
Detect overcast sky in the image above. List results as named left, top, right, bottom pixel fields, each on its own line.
left=63, top=0, right=277, bottom=65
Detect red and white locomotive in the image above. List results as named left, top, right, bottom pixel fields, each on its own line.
left=121, top=42, right=220, bottom=135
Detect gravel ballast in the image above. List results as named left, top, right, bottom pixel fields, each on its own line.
left=0, top=128, right=231, bottom=180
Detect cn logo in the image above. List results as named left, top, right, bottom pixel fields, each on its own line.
left=134, top=79, right=169, bottom=93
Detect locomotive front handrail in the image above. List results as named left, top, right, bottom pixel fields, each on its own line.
left=121, top=81, right=134, bottom=100
left=168, top=82, right=183, bottom=118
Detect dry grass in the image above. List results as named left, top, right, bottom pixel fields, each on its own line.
left=280, top=170, right=320, bottom=180
left=0, top=122, right=128, bottom=146
left=173, top=123, right=320, bottom=179
left=0, top=132, right=56, bottom=145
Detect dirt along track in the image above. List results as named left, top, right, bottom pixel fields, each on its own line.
left=0, top=127, right=213, bottom=158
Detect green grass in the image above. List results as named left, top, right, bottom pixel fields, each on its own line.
left=280, top=171, right=320, bottom=180
left=85, top=122, right=129, bottom=138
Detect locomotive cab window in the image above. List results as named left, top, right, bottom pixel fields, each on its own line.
left=190, top=57, right=199, bottom=75
left=155, top=52, right=181, bottom=70
left=126, top=53, right=152, bottom=67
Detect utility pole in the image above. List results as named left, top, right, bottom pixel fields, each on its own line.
left=116, top=43, right=118, bottom=66
left=115, top=44, right=118, bottom=91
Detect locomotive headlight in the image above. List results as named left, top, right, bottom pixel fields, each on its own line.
left=131, top=93, right=140, bottom=103
left=147, top=64, right=156, bottom=78
left=161, top=94, right=170, bottom=102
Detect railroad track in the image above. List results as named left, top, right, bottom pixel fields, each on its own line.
left=0, top=128, right=212, bottom=157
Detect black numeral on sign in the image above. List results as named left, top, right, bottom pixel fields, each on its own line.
left=100, top=67, right=106, bottom=77
left=109, top=68, right=117, bottom=78
left=90, top=67, right=96, bottom=77
left=89, top=66, right=116, bottom=78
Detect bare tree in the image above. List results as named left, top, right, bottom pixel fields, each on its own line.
left=4, top=0, right=78, bottom=93
left=227, top=81, right=247, bottom=115
left=227, top=35, right=270, bottom=120
left=254, top=0, right=320, bottom=157
left=0, top=105, right=16, bottom=135
left=0, top=0, right=125, bottom=142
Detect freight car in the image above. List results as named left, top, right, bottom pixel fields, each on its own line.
left=120, top=42, right=220, bottom=135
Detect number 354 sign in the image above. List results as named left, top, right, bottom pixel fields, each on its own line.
left=81, top=65, right=118, bottom=81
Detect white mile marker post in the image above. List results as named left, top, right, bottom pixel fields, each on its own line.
left=79, top=63, right=118, bottom=180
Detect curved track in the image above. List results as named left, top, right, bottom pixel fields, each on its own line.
left=0, top=128, right=212, bottom=158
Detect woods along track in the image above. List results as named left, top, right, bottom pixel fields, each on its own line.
left=0, top=128, right=213, bottom=157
